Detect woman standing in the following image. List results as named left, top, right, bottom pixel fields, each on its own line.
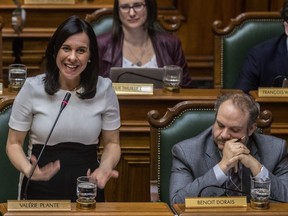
left=6, top=16, right=121, bottom=201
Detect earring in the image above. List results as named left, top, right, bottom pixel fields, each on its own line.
left=88, top=59, right=91, bottom=63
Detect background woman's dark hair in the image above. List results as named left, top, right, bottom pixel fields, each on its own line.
left=112, top=0, right=158, bottom=43
left=44, top=15, right=99, bottom=99
left=281, top=0, right=288, bottom=22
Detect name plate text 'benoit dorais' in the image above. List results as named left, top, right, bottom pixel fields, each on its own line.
left=185, top=196, right=247, bottom=208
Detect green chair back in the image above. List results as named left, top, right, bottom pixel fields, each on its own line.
left=85, top=8, right=113, bottom=36
left=0, top=99, right=28, bottom=203
left=148, top=101, right=215, bottom=205
left=213, top=12, right=283, bottom=89
left=148, top=100, right=273, bottom=205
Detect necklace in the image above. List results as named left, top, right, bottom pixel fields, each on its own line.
left=68, top=84, right=81, bottom=92
left=125, top=38, right=150, bottom=67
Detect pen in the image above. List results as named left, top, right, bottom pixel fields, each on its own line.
left=235, top=136, right=246, bottom=142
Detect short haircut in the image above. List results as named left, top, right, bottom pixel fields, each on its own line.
left=214, top=93, right=260, bottom=127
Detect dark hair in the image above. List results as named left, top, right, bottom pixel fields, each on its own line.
left=214, top=93, right=260, bottom=127
left=44, top=15, right=99, bottom=99
left=112, top=0, right=158, bottom=42
left=281, top=0, right=288, bottom=22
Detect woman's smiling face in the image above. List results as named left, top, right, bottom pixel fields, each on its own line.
left=56, top=32, right=90, bottom=83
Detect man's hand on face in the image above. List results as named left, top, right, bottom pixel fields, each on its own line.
left=219, top=138, right=250, bottom=174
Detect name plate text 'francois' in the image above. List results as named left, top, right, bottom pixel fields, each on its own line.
left=258, top=88, right=288, bottom=97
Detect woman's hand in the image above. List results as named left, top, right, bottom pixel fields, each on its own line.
left=29, top=155, right=61, bottom=181
left=87, top=167, right=119, bottom=189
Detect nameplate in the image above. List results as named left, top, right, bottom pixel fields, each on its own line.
left=258, top=88, right=288, bottom=97
left=185, top=196, right=247, bottom=208
left=24, top=0, right=75, bottom=4
left=7, top=200, right=71, bottom=211
left=112, top=83, right=153, bottom=95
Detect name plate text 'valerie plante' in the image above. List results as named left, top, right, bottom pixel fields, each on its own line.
left=7, top=200, right=71, bottom=211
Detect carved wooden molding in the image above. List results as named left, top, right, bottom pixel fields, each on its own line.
left=157, top=13, right=185, bottom=32
left=85, top=7, right=112, bottom=24
left=147, top=100, right=215, bottom=128
left=257, top=110, right=273, bottom=135
left=213, top=11, right=282, bottom=35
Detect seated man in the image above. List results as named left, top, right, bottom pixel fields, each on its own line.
left=234, top=0, right=288, bottom=93
left=169, top=92, right=288, bottom=205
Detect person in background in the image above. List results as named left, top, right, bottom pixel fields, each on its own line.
left=97, top=0, right=194, bottom=88
left=234, top=0, right=288, bottom=93
left=169, top=93, right=288, bottom=205
left=6, top=16, right=121, bottom=201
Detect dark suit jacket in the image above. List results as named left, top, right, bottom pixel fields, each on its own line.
left=97, top=31, right=193, bottom=88
left=234, top=34, right=288, bottom=93
left=169, top=127, right=288, bottom=205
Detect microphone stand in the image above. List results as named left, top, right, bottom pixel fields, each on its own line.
left=22, top=92, right=71, bottom=200
left=198, top=185, right=250, bottom=197
left=198, top=184, right=286, bottom=203
left=116, top=71, right=163, bottom=83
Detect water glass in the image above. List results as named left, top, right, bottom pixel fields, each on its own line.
left=162, top=65, right=182, bottom=93
left=250, top=176, right=271, bottom=209
left=8, top=64, right=27, bottom=92
left=76, top=176, right=97, bottom=209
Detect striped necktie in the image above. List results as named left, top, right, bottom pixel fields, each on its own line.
left=225, top=165, right=242, bottom=196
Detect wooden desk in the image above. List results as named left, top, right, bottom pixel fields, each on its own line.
left=0, top=88, right=17, bottom=100
left=249, top=90, right=288, bottom=141
left=118, top=88, right=235, bottom=123
left=0, top=88, right=238, bottom=202
left=173, top=203, right=288, bottom=216
left=1, top=202, right=174, bottom=216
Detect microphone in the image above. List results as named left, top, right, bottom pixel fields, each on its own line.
left=12, top=0, right=26, bottom=34
left=282, top=78, right=288, bottom=87
left=60, top=91, right=71, bottom=111
left=22, top=92, right=72, bottom=200
left=271, top=75, right=288, bottom=87
left=115, top=71, right=163, bottom=83
left=197, top=184, right=286, bottom=203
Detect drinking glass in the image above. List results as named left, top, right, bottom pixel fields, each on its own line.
left=8, top=64, right=27, bottom=92
left=250, top=176, right=271, bottom=209
left=76, top=176, right=97, bottom=209
left=162, top=65, right=182, bottom=93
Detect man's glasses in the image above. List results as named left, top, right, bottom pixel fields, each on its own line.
left=119, top=2, right=146, bottom=13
